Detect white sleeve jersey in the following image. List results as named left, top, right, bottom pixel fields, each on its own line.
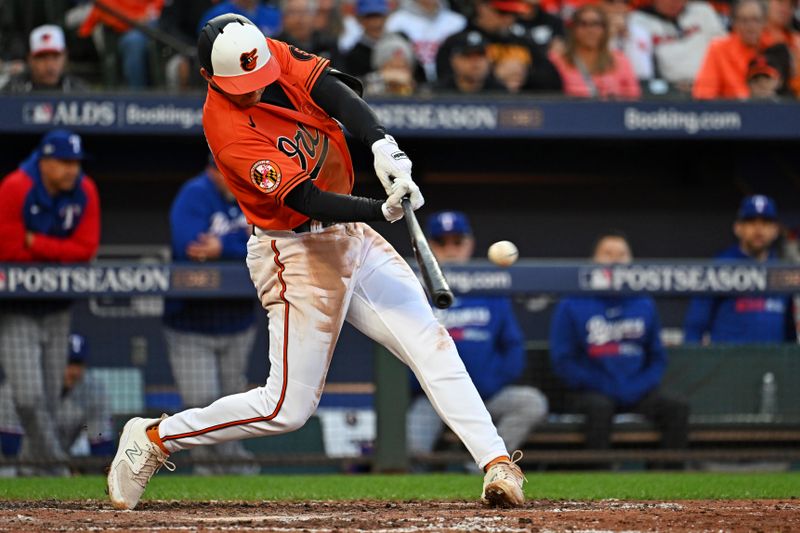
left=628, top=1, right=726, bottom=84
left=385, top=6, right=467, bottom=81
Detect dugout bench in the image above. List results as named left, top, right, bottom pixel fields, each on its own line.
left=426, top=345, right=800, bottom=468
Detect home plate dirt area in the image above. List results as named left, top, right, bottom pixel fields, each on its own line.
left=0, top=499, right=798, bottom=532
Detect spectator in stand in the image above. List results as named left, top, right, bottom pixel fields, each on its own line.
left=600, top=0, right=652, bottom=82
left=314, top=0, right=348, bottom=45
left=684, top=196, right=795, bottom=343
left=0, top=130, right=101, bottom=475
left=493, top=55, right=532, bottom=91
left=164, top=155, right=259, bottom=475
left=761, top=0, right=800, bottom=96
left=363, top=33, right=419, bottom=95
left=512, top=0, right=566, bottom=53
left=275, top=0, right=342, bottom=66
left=746, top=54, right=783, bottom=98
left=344, top=0, right=391, bottom=78
left=628, top=0, right=726, bottom=94
left=2, top=25, right=88, bottom=92
left=693, top=0, right=778, bottom=98
left=385, top=0, right=467, bottom=81
left=549, top=231, right=689, bottom=459
left=407, top=212, right=548, bottom=461
left=538, top=0, right=599, bottom=19
left=437, top=0, right=563, bottom=92
left=436, top=30, right=508, bottom=92
left=78, top=0, right=164, bottom=89
left=549, top=5, right=641, bottom=98
left=197, top=0, right=281, bottom=37
left=159, top=0, right=214, bottom=90
left=0, top=334, right=114, bottom=475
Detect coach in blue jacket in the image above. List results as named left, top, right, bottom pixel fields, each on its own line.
left=163, top=155, right=258, bottom=475
left=549, top=231, right=688, bottom=455
left=684, top=195, right=794, bottom=344
left=407, top=212, right=548, bottom=458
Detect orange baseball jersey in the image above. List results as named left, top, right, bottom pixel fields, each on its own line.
left=202, top=39, right=354, bottom=230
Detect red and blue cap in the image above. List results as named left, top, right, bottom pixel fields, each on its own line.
left=738, top=195, right=778, bottom=221
left=428, top=211, right=473, bottom=239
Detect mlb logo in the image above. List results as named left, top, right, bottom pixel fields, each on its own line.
left=0, top=269, right=6, bottom=291
left=24, top=103, right=53, bottom=124
left=580, top=267, right=612, bottom=290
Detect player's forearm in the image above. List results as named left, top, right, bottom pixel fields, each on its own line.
left=284, top=179, right=384, bottom=222
left=310, top=72, right=386, bottom=146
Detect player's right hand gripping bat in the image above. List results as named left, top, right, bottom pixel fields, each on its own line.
left=402, top=199, right=454, bottom=309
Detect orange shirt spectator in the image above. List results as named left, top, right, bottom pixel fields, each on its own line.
left=79, top=0, right=164, bottom=37
left=549, top=5, right=641, bottom=98
left=693, top=0, right=765, bottom=99
left=760, top=0, right=800, bottom=96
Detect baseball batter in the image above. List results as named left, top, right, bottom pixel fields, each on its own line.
left=107, top=13, right=525, bottom=509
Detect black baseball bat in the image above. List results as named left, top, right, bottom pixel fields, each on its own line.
left=402, top=199, right=454, bottom=309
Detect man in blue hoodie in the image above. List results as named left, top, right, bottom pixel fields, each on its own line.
left=549, top=231, right=688, bottom=455
left=407, top=211, right=548, bottom=459
left=684, top=195, right=795, bottom=344
left=0, top=129, right=101, bottom=474
left=163, top=155, right=258, bottom=474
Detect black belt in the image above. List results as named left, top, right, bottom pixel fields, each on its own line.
left=293, top=220, right=336, bottom=233
left=252, top=220, right=336, bottom=236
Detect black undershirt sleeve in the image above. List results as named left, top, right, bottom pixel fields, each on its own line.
left=310, top=71, right=386, bottom=147
left=284, top=179, right=384, bottom=222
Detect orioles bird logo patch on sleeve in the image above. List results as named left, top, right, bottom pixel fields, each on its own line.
left=250, top=160, right=281, bottom=193
left=240, top=48, right=258, bottom=72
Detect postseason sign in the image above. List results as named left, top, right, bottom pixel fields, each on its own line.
left=3, top=262, right=800, bottom=298
left=578, top=264, right=768, bottom=294
left=0, top=265, right=171, bottom=296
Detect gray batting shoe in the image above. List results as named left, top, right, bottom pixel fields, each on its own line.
left=107, top=415, right=175, bottom=510
left=481, top=450, right=526, bottom=508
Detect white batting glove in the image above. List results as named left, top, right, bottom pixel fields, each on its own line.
left=381, top=178, right=425, bottom=223
left=371, top=135, right=413, bottom=195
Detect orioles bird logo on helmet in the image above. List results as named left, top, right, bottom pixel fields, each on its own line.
left=240, top=48, right=258, bottom=72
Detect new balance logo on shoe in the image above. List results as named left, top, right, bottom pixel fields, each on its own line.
left=125, top=442, right=144, bottom=463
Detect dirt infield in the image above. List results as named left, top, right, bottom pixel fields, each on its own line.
left=0, top=499, right=798, bottom=532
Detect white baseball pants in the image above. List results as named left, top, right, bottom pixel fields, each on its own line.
left=158, top=223, right=508, bottom=468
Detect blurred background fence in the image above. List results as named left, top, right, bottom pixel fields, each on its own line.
left=2, top=260, right=799, bottom=473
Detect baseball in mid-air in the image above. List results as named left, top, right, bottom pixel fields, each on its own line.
left=488, top=240, right=519, bottom=267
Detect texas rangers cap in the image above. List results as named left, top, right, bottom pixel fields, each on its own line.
left=68, top=333, right=88, bottom=364
left=428, top=211, right=473, bottom=239
left=356, top=0, right=389, bottom=16
left=197, top=14, right=280, bottom=95
left=38, top=129, right=85, bottom=160
left=738, top=195, right=778, bottom=221
left=30, top=24, right=66, bottom=56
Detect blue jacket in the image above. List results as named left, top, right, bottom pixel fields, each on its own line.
left=163, top=173, right=255, bottom=333
left=0, top=151, right=100, bottom=313
left=198, top=2, right=281, bottom=37
left=413, top=296, right=526, bottom=400
left=683, top=245, right=793, bottom=343
left=549, top=296, right=667, bottom=406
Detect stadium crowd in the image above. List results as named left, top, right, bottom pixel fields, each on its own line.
left=0, top=0, right=799, bottom=99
